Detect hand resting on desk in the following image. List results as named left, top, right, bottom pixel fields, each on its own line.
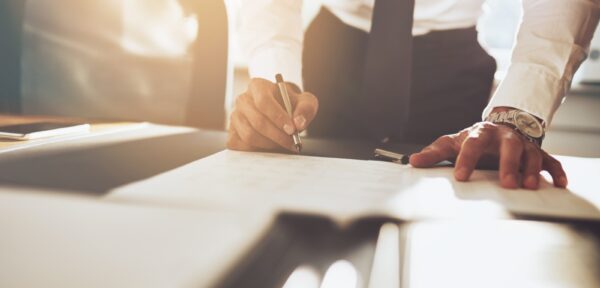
left=410, top=121, right=568, bottom=190
left=227, top=78, right=318, bottom=152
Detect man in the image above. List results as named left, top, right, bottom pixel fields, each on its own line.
left=228, top=0, right=600, bottom=190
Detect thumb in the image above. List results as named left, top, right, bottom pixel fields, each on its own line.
left=292, top=92, right=319, bottom=131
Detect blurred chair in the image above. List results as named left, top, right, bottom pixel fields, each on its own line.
left=0, top=0, right=230, bottom=130
left=185, top=0, right=231, bottom=130
left=0, top=0, right=25, bottom=114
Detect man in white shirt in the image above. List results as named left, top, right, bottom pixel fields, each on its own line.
left=228, top=0, right=600, bottom=190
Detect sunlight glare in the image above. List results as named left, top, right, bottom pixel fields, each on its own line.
left=121, top=0, right=198, bottom=57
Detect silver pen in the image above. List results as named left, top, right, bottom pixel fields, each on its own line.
left=275, top=74, right=302, bottom=152
left=374, top=148, right=410, bottom=165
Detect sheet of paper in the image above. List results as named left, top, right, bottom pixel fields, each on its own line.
left=381, top=155, right=600, bottom=220
left=110, top=150, right=403, bottom=220
left=0, top=186, right=273, bottom=288
left=109, top=150, right=600, bottom=223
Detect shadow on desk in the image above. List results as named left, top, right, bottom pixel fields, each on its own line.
left=221, top=214, right=600, bottom=288
left=0, top=130, right=227, bottom=194
left=0, top=130, right=423, bottom=195
left=219, top=213, right=385, bottom=288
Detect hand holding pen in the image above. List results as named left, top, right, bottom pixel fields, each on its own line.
left=227, top=76, right=319, bottom=153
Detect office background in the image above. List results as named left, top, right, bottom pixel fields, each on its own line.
left=10, top=0, right=600, bottom=157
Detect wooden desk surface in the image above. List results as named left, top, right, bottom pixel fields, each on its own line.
left=0, top=115, right=142, bottom=151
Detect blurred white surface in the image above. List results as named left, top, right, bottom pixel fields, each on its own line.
left=0, top=187, right=273, bottom=288
left=406, top=221, right=600, bottom=288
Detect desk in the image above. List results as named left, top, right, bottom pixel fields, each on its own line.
left=0, top=117, right=422, bottom=193
left=0, top=115, right=146, bottom=152
left=1, top=116, right=599, bottom=288
left=0, top=117, right=223, bottom=193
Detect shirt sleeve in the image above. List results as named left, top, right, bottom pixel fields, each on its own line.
left=238, top=0, right=304, bottom=88
left=483, top=0, right=600, bottom=126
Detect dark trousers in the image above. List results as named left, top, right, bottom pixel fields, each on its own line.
left=303, top=8, right=497, bottom=145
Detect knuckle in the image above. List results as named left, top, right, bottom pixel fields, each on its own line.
left=273, top=112, right=288, bottom=125
left=503, top=135, right=523, bottom=146
left=438, top=135, right=454, bottom=145
left=234, top=118, right=252, bottom=140
left=463, top=135, right=484, bottom=146
left=471, top=122, right=489, bottom=134
left=239, top=128, right=255, bottom=143
left=480, top=122, right=496, bottom=130
left=466, top=125, right=491, bottom=142
left=240, top=92, right=252, bottom=103
left=253, top=116, right=268, bottom=131
left=254, top=93, right=268, bottom=109
left=458, top=127, right=471, bottom=135
left=234, top=95, right=246, bottom=109
left=248, top=78, right=265, bottom=89
left=245, top=132, right=259, bottom=144
left=254, top=94, right=273, bottom=112
left=432, top=135, right=457, bottom=153
left=496, top=123, right=513, bottom=132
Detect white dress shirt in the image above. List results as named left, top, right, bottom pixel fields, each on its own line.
left=239, top=0, right=600, bottom=126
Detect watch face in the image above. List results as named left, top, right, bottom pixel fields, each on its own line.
left=515, top=112, right=544, bottom=138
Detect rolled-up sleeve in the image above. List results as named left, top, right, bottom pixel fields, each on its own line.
left=238, top=0, right=304, bottom=88
left=483, top=0, right=600, bottom=125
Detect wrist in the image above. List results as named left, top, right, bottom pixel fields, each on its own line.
left=486, top=107, right=545, bottom=147
left=490, top=106, right=545, bottom=128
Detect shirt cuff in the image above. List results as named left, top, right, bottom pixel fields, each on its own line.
left=247, top=46, right=304, bottom=90
left=482, top=63, right=568, bottom=126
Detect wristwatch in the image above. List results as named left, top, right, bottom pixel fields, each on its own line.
left=486, top=109, right=545, bottom=147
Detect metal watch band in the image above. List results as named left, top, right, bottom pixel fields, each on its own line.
left=486, top=109, right=544, bottom=147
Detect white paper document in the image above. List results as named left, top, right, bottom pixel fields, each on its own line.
left=110, top=150, right=600, bottom=223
